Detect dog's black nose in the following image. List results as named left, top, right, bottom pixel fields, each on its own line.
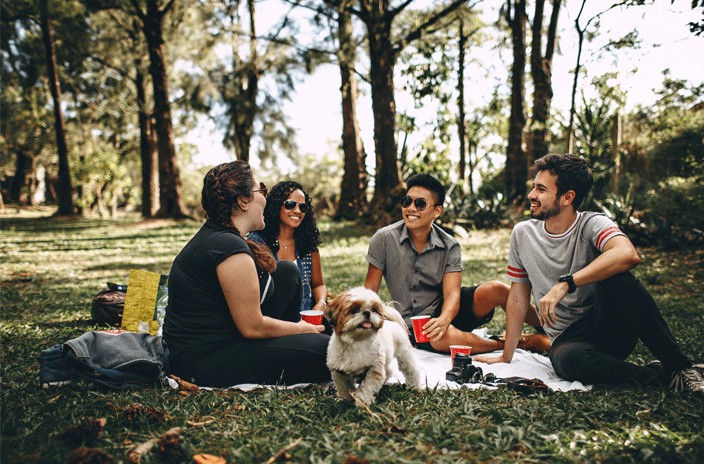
left=363, top=310, right=370, bottom=319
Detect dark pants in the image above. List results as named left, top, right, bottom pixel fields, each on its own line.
left=414, top=286, right=495, bottom=350
left=550, top=272, right=691, bottom=386
left=171, top=261, right=331, bottom=387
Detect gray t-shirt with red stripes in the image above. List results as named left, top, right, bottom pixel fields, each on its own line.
left=506, top=212, right=625, bottom=341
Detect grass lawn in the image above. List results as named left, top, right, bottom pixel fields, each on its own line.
left=1, top=208, right=703, bottom=463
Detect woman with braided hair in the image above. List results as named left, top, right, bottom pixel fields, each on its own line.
left=163, top=161, right=330, bottom=387
left=250, top=181, right=327, bottom=312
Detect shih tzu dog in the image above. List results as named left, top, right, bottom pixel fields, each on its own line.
left=324, top=287, right=421, bottom=407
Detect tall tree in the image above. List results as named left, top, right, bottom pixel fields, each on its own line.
left=529, top=0, right=561, bottom=162
left=335, top=0, right=368, bottom=219
left=504, top=0, right=528, bottom=205
left=39, top=0, right=74, bottom=215
left=131, top=0, right=187, bottom=218
left=221, top=0, right=259, bottom=161
left=457, top=19, right=468, bottom=186
left=1, top=10, right=53, bottom=205
left=340, top=0, right=470, bottom=224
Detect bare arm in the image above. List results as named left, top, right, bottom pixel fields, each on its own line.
left=423, top=271, right=461, bottom=341
left=539, top=235, right=640, bottom=327
left=309, top=251, right=328, bottom=311
left=364, top=263, right=384, bottom=292
left=475, top=282, right=531, bottom=364
left=217, top=253, right=322, bottom=339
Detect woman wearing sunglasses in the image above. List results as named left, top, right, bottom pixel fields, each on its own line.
left=250, top=181, right=328, bottom=312
left=163, top=162, right=330, bottom=387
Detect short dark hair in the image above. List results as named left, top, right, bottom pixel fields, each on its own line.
left=406, top=173, right=446, bottom=206
left=530, top=154, right=594, bottom=209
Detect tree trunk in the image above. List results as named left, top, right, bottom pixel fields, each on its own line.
left=136, top=64, right=159, bottom=217
left=505, top=0, right=528, bottom=205
left=568, top=0, right=588, bottom=155
left=457, top=19, right=467, bottom=190
left=335, top=3, right=368, bottom=220
left=226, top=0, right=258, bottom=162
left=610, top=111, right=621, bottom=194
left=39, top=0, right=73, bottom=215
left=142, top=0, right=187, bottom=218
left=530, top=0, right=546, bottom=162
left=363, top=7, right=404, bottom=224
left=10, top=150, right=34, bottom=205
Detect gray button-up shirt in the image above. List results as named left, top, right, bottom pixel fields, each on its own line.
left=366, top=220, right=463, bottom=326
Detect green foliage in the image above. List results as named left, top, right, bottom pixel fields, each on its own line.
left=2, top=211, right=704, bottom=462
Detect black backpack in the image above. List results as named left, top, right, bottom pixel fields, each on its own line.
left=91, top=283, right=127, bottom=325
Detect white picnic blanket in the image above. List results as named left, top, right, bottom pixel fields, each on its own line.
left=397, top=345, right=590, bottom=392
left=168, top=329, right=590, bottom=392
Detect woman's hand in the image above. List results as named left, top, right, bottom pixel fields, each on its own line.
left=297, top=320, right=325, bottom=333
left=311, top=300, right=327, bottom=312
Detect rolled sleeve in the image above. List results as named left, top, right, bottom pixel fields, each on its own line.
left=365, top=231, right=386, bottom=271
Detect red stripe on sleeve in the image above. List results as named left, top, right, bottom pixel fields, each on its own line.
left=596, top=226, right=621, bottom=250
left=507, top=265, right=528, bottom=279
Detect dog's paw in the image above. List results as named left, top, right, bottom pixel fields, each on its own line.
left=337, top=391, right=354, bottom=401
left=352, top=391, right=375, bottom=407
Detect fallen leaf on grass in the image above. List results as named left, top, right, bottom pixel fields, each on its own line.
left=187, top=418, right=217, bottom=427
left=59, top=418, right=107, bottom=445
left=68, top=447, right=115, bottom=464
left=127, top=427, right=182, bottom=463
left=193, top=454, right=227, bottom=464
left=158, top=428, right=187, bottom=461
left=168, top=374, right=199, bottom=393
left=344, top=457, right=370, bottom=464
left=264, top=437, right=302, bottom=464
left=123, top=403, right=167, bottom=423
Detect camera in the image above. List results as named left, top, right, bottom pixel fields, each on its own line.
left=445, top=353, right=483, bottom=384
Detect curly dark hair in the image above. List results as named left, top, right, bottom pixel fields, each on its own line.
left=201, top=161, right=275, bottom=272
left=259, top=181, right=321, bottom=257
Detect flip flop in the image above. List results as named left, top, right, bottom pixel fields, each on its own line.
left=502, top=376, right=549, bottom=396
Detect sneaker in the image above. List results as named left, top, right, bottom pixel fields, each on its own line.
left=39, top=344, right=72, bottom=388
left=670, top=366, right=704, bottom=393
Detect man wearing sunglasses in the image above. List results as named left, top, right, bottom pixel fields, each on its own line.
left=364, top=173, right=550, bottom=354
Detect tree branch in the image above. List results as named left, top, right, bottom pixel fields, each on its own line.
left=395, top=0, right=474, bottom=52
left=389, top=0, right=417, bottom=20
left=161, top=0, right=177, bottom=16
left=129, top=0, right=145, bottom=21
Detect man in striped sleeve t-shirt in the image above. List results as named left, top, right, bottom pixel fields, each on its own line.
left=476, top=154, right=703, bottom=392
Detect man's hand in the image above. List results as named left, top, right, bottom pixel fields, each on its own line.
left=423, top=316, right=451, bottom=342
left=474, top=353, right=511, bottom=364
left=538, top=282, right=568, bottom=328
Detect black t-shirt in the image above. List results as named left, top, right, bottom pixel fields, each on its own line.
left=163, top=220, right=272, bottom=352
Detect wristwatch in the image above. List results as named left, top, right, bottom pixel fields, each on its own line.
left=558, top=274, right=577, bottom=294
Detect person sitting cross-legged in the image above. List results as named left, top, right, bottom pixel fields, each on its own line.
left=364, top=173, right=550, bottom=355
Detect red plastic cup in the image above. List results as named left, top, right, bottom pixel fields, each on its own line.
left=450, top=345, right=472, bottom=364
left=300, top=309, right=324, bottom=325
left=410, top=315, right=431, bottom=343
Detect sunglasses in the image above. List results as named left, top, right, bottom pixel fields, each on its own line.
left=283, top=200, right=310, bottom=213
left=400, top=195, right=438, bottom=211
left=252, top=182, right=268, bottom=198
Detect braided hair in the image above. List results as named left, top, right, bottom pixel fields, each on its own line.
left=259, top=181, right=321, bottom=257
left=201, top=161, right=276, bottom=272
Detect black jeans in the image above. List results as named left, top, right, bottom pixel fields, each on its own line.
left=550, top=272, right=691, bottom=386
left=171, top=261, right=331, bottom=387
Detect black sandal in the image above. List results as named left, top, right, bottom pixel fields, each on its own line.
left=502, top=376, right=549, bottom=396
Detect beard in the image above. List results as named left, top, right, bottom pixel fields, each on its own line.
left=530, top=201, right=561, bottom=221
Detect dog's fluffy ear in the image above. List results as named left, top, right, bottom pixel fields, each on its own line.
left=324, top=293, right=345, bottom=329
